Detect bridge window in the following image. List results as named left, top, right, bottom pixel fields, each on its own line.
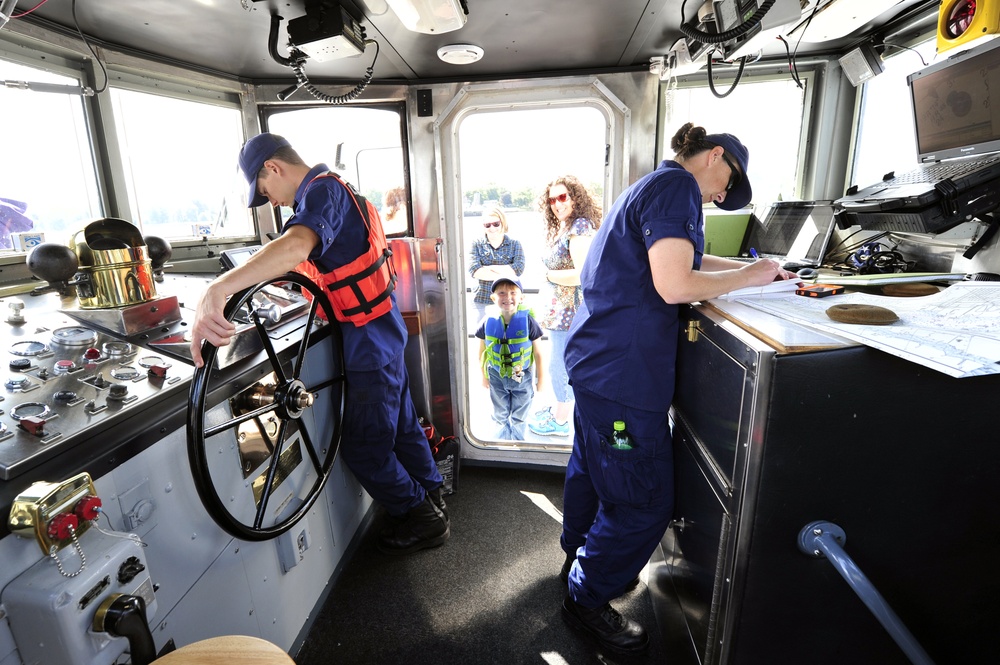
left=0, top=57, right=100, bottom=250
left=850, top=38, right=938, bottom=191
left=109, top=88, right=250, bottom=239
left=665, top=77, right=807, bottom=203
left=263, top=105, right=410, bottom=236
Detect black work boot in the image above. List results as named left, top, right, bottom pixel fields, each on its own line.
left=560, top=552, right=641, bottom=593
left=428, top=486, right=449, bottom=524
left=377, top=496, right=449, bottom=555
left=562, top=595, right=649, bottom=654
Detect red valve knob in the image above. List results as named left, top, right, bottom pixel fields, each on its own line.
left=84, top=347, right=102, bottom=360
left=148, top=364, right=168, bottom=378
left=47, top=513, right=80, bottom=541
left=75, top=495, right=103, bottom=521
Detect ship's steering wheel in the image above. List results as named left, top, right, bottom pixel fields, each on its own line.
left=187, top=273, right=345, bottom=541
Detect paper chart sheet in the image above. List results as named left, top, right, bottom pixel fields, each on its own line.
left=732, top=282, right=1000, bottom=378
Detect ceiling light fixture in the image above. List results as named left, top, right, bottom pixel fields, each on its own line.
left=437, top=44, right=483, bottom=65
left=386, top=0, right=467, bottom=34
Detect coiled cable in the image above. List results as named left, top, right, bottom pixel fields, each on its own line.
left=289, top=39, right=379, bottom=105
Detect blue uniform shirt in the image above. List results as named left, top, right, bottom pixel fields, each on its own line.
left=285, top=164, right=407, bottom=372
left=565, top=160, right=705, bottom=413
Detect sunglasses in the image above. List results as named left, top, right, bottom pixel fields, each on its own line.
left=721, top=152, right=742, bottom=193
left=483, top=220, right=502, bottom=229
left=548, top=192, right=569, bottom=205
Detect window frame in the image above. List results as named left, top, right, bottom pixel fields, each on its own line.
left=0, top=30, right=255, bottom=282
left=847, top=35, right=938, bottom=193
left=660, top=67, right=817, bottom=203
left=0, top=45, right=102, bottom=265
left=258, top=101, right=414, bottom=238
left=104, top=71, right=252, bottom=243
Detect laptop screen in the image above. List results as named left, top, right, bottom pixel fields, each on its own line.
left=908, top=37, right=1000, bottom=163
left=744, top=201, right=836, bottom=267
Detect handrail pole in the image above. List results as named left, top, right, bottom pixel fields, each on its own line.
left=798, top=521, right=935, bottom=665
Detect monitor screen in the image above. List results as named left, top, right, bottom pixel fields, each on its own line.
left=219, top=246, right=260, bottom=271
left=746, top=201, right=836, bottom=264
left=909, top=37, right=1000, bottom=162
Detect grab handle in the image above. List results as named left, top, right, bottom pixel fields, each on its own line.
left=797, top=521, right=935, bottom=665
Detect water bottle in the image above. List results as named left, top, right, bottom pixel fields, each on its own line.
left=611, top=420, right=634, bottom=450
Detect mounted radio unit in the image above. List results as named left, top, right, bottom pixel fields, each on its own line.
left=287, top=2, right=365, bottom=61
left=713, top=0, right=802, bottom=60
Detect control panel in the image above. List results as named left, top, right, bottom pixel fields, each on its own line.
left=0, top=301, right=194, bottom=481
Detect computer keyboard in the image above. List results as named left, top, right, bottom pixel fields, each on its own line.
left=888, top=154, right=1000, bottom=185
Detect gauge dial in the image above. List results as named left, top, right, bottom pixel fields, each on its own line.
left=137, top=355, right=169, bottom=368
left=10, top=341, right=49, bottom=357
left=51, top=326, right=99, bottom=347
left=110, top=366, right=140, bottom=380
left=102, top=341, right=134, bottom=357
left=10, top=402, right=51, bottom=420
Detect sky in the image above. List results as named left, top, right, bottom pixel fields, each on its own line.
left=458, top=106, right=608, bottom=192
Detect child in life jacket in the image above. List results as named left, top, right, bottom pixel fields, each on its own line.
left=475, top=277, right=545, bottom=440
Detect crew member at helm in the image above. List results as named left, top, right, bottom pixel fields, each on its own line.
left=189, top=133, right=449, bottom=555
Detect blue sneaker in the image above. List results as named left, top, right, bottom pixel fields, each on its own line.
left=529, top=412, right=570, bottom=436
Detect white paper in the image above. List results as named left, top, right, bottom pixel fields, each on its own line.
left=733, top=282, right=1000, bottom=378
left=719, top=279, right=803, bottom=300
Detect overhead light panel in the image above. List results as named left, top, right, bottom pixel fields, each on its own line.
left=386, top=0, right=467, bottom=34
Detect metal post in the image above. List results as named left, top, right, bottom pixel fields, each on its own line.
left=798, top=520, right=935, bottom=665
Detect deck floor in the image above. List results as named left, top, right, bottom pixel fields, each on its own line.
left=295, top=465, right=668, bottom=664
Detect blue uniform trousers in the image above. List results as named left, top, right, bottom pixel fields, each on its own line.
left=339, top=351, right=443, bottom=516
left=561, top=389, right=674, bottom=607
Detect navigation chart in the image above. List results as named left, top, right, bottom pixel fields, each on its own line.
left=733, top=282, right=1000, bottom=378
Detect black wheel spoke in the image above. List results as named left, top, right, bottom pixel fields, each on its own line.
left=253, top=310, right=287, bottom=384
left=305, top=372, right=347, bottom=394
left=204, top=402, right=280, bottom=439
left=299, top=422, right=323, bottom=474
left=252, top=419, right=289, bottom=529
left=292, top=296, right=320, bottom=376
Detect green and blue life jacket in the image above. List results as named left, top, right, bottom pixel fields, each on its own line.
left=484, top=307, right=533, bottom=377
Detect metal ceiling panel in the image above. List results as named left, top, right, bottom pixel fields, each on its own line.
left=10, top=0, right=929, bottom=83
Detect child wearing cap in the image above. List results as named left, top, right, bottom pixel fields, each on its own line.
left=474, top=277, right=545, bottom=440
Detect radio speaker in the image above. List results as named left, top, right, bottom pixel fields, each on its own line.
left=938, top=0, right=1000, bottom=54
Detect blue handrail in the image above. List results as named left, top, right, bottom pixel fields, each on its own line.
left=797, top=521, right=935, bottom=665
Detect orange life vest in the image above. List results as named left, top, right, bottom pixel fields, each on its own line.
left=294, top=172, right=397, bottom=326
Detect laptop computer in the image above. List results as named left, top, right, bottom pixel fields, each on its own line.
left=728, top=200, right=837, bottom=271
left=703, top=212, right=752, bottom=256
left=836, top=37, right=1000, bottom=234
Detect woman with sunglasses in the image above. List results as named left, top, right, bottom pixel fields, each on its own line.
left=468, top=206, right=525, bottom=325
left=529, top=176, right=602, bottom=438
left=557, top=124, right=797, bottom=654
